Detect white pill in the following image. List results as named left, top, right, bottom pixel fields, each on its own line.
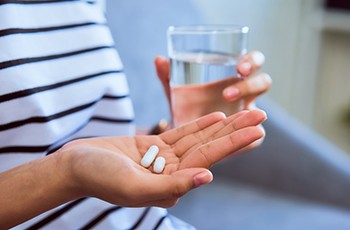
left=153, top=156, right=166, bottom=174
left=140, top=145, right=159, bottom=168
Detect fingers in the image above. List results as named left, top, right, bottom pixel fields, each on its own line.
left=160, top=112, right=226, bottom=144
left=209, top=110, right=267, bottom=155
left=172, top=109, right=266, bottom=158
left=235, top=124, right=266, bottom=153
left=237, top=51, right=265, bottom=77
left=223, top=50, right=271, bottom=103
left=223, top=72, right=272, bottom=102
left=172, top=110, right=249, bottom=155
left=154, top=56, right=171, bottom=101
left=180, top=126, right=265, bottom=169
left=239, top=103, right=266, bottom=151
left=217, top=109, right=267, bottom=135
left=172, top=109, right=267, bottom=170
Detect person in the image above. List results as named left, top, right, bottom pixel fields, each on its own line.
left=0, top=0, right=270, bottom=229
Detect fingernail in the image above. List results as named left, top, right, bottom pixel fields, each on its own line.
left=252, top=52, right=265, bottom=66
left=241, top=62, right=252, bottom=72
left=223, top=87, right=240, bottom=100
left=193, top=171, right=213, bottom=188
left=259, top=73, right=272, bottom=87
left=250, top=73, right=272, bottom=90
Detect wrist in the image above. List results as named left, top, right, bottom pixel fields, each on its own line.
left=53, top=145, right=85, bottom=201
left=0, top=146, right=84, bottom=228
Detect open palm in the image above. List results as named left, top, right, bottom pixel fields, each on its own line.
left=62, top=110, right=266, bottom=208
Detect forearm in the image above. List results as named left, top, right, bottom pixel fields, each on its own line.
left=0, top=152, right=79, bottom=229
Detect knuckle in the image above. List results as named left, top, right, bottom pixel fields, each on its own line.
left=172, top=183, right=188, bottom=199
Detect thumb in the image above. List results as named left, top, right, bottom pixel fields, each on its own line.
left=173, top=168, right=213, bottom=189
left=143, top=168, right=213, bottom=200
left=154, top=56, right=171, bottom=101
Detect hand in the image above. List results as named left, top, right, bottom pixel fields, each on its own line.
left=154, top=51, right=271, bottom=151
left=154, top=51, right=272, bottom=111
left=61, top=110, right=266, bottom=208
left=222, top=51, right=272, bottom=110
left=0, top=110, right=266, bottom=228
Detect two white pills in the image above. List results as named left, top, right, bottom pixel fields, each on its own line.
left=140, top=145, right=165, bottom=173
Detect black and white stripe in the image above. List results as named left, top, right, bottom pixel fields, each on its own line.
left=0, top=1, right=105, bottom=31
left=0, top=70, right=122, bottom=103
left=18, top=198, right=174, bottom=230
left=1, top=1, right=188, bottom=229
left=0, top=0, right=96, bottom=6
left=0, top=22, right=105, bottom=37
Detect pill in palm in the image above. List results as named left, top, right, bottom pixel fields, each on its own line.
left=140, top=145, right=159, bottom=168
left=153, top=156, right=166, bottom=174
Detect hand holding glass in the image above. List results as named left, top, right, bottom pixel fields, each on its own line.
left=167, top=25, right=249, bottom=127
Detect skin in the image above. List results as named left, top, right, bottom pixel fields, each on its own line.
left=154, top=51, right=272, bottom=150
left=155, top=51, right=272, bottom=108
left=0, top=110, right=266, bottom=229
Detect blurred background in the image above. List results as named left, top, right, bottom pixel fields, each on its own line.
left=108, top=0, right=350, bottom=154
left=193, top=0, right=350, bottom=154
left=191, top=0, right=350, bottom=154
left=106, top=0, right=350, bottom=229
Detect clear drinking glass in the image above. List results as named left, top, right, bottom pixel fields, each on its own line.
left=167, top=25, right=249, bottom=127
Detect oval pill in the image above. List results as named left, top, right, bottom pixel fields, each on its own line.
left=140, top=145, right=159, bottom=168
left=153, top=156, right=166, bottom=173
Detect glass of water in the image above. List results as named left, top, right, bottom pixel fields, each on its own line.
left=167, top=25, right=249, bottom=127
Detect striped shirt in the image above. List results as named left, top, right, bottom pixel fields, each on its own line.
left=0, top=0, right=194, bottom=229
